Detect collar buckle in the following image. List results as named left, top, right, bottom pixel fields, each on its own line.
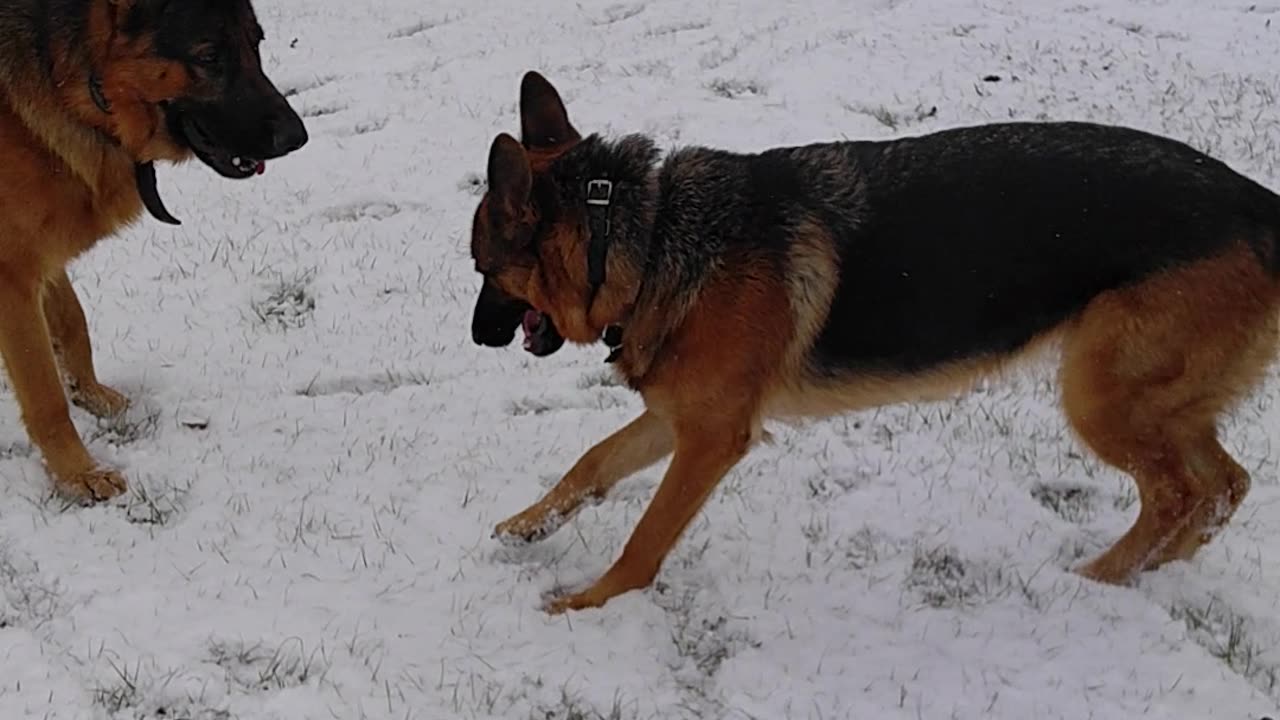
left=586, top=179, right=614, bottom=206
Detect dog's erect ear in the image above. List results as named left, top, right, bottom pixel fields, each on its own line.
left=519, top=71, right=580, bottom=149
left=113, top=0, right=174, bottom=31
left=487, top=133, right=532, bottom=218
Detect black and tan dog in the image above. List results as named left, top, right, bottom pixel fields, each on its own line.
left=470, top=71, right=1280, bottom=613
left=0, top=0, right=307, bottom=500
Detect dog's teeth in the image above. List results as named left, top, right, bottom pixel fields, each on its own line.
left=232, top=156, right=242, bottom=166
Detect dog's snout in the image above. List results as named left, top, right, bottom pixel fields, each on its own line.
left=268, top=111, right=308, bottom=157
left=472, top=321, right=516, bottom=348
left=471, top=283, right=525, bottom=348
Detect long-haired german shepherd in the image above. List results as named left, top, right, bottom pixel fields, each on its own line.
left=0, top=0, right=307, bottom=501
left=470, top=71, right=1280, bottom=613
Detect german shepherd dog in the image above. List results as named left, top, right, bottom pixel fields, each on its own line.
left=0, top=0, right=307, bottom=501
left=470, top=72, right=1280, bottom=614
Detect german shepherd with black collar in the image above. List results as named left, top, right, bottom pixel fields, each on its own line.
left=471, top=71, right=1280, bottom=613
left=0, top=0, right=307, bottom=501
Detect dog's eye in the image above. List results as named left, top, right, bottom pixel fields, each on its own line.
left=191, top=49, right=220, bottom=67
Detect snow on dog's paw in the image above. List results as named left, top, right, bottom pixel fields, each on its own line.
left=70, top=381, right=130, bottom=420
left=494, top=507, right=568, bottom=546
left=55, top=467, right=127, bottom=504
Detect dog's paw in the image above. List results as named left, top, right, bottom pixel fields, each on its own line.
left=544, top=587, right=608, bottom=615
left=1073, top=554, right=1138, bottom=586
left=56, top=467, right=127, bottom=503
left=493, top=507, right=566, bottom=546
left=542, top=570, right=649, bottom=614
left=71, top=381, right=129, bottom=419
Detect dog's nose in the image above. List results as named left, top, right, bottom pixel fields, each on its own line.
left=269, top=112, right=308, bottom=156
left=472, top=323, right=515, bottom=347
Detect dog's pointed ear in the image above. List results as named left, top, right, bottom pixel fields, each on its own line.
left=520, top=71, right=580, bottom=149
left=487, top=133, right=532, bottom=216
left=111, top=0, right=173, bottom=34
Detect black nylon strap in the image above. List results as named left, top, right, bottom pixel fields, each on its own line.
left=586, top=179, right=625, bottom=362
left=586, top=208, right=609, bottom=289
left=585, top=179, right=613, bottom=295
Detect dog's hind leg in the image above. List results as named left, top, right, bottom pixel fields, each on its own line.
left=1062, top=248, right=1275, bottom=583
left=43, top=270, right=128, bottom=419
left=1148, top=428, right=1255, bottom=565
left=494, top=410, right=673, bottom=544
left=1147, top=289, right=1276, bottom=566
left=0, top=271, right=125, bottom=501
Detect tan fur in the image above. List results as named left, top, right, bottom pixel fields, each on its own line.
left=545, top=266, right=790, bottom=612
left=780, top=221, right=841, bottom=377
left=1061, top=246, right=1277, bottom=581
left=0, top=0, right=197, bottom=500
left=768, top=329, right=1067, bottom=419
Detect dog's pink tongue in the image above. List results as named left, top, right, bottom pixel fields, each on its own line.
left=521, top=310, right=541, bottom=350
left=256, top=161, right=266, bottom=176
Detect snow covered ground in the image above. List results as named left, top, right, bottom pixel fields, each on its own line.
left=2, top=0, right=1279, bottom=718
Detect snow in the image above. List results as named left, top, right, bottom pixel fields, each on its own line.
left=2, top=0, right=1279, bottom=718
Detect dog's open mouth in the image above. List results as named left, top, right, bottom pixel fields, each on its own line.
left=135, top=110, right=270, bottom=226
left=178, top=115, right=266, bottom=180
left=522, top=310, right=565, bottom=356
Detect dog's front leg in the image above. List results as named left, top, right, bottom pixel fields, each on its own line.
left=0, top=274, right=125, bottom=501
left=43, top=270, right=129, bottom=419
left=495, top=410, right=673, bottom=544
left=544, top=419, right=753, bottom=614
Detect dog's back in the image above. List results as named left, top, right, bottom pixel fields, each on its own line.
left=649, top=122, right=1280, bottom=377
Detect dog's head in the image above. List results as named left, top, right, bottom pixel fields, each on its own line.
left=74, top=0, right=308, bottom=221
left=469, top=72, right=585, bottom=357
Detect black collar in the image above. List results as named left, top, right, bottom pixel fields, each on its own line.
left=585, top=178, right=622, bottom=362
left=584, top=177, right=658, bottom=366
left=585, top=178, right=613, bottom=299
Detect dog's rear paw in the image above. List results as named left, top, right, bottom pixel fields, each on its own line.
left=71, top=382, right=129, bottom=419
left=56, top=467, right=127, bottom=503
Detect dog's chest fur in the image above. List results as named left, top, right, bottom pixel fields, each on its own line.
left=0, top=96, right=143, bottom=272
